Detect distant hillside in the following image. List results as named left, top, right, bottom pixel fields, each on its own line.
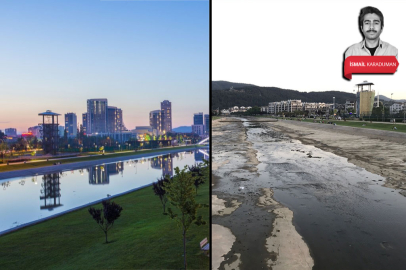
left=172, top=126, right=191, bottom=133
left=212, top=81, right=357, bottom=110
left=377, top=95, right=406, bottom=103
left=212, top=80, right=257, bottom=91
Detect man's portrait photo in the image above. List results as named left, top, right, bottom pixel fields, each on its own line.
left=345, top=6, right=398, bottom=59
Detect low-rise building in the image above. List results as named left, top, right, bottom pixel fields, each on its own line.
left=5, top=128, right=17, bottom=137
left=28, top=126, right=42, bottom=139
left=390, top=103, right=404, bottom=114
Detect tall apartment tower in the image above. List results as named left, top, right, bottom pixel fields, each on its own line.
left=87, top=99, right=108, bottom=134
left=65, top=112, right=77, bottom=138
left=204, top=114, right=209, bottom=134
left=107, top=106, right=123, bottom=133
left=149, top=110, right=161, bottom=131
left=192, top=112, right=205, bottom=135
left=160, top=100, right=172, bottom=133
left=82, top=113, right=88, bottom=134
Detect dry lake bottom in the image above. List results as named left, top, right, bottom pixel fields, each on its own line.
left=212, top=117, right=406, bottom=270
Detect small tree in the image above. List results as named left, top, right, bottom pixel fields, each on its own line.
left=164, top=166, right=206, bottom=270
left=188, top=164, right=205, bottom=195
left=88, top=200, right=123, bottom=243
left=152, top=175, right=170, bottom=213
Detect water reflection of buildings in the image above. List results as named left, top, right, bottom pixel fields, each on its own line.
left=194, top=150, right=204, bottom=161
left=150, top=154, right=174, bottom=177
left=193, top=149, right=209, bottom=162
left=40, top=173, right=62, bottom=210
left=88, top=162, right=124, bottom=185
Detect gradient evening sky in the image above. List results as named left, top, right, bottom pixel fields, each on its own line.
left=213, top=0, right=406, bottom=100
left=0, top=0, right=209, bottom=133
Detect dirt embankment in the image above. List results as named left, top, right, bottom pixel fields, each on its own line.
left=269, top=120, right=406, bottom=193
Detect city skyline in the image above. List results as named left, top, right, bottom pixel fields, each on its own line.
left=0, top=98, right=209, bottom=134
left=0, top=0, right=209, bottom=133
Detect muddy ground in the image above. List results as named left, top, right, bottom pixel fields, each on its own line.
left=269, top=119, right=406, bottom=193
left=212, top=117, right=406, bottom=270
left=212, top=118, right=313, bottom=270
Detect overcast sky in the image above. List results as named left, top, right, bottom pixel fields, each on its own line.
left=213, top=0, right=406, bottom=100
left=0, top=0, right=209, bottom=133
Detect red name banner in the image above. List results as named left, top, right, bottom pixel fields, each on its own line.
left=344, top=56, right=399, bottom=79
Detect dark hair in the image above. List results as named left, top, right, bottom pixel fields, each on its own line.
left=359, top=6, right=384, bottom=29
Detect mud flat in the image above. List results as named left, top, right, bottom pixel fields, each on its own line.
left=213, top=117, right=406, bottom=270
left=212, top=117, right=313, bottom=270
left=269, top=119, right=406, bottom=193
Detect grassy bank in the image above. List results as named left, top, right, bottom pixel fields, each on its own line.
left=0, top=145, right=202, bottom=173
left=245, top=115, right=406, bottom=133
left=284, top=118, right=406, bottom=133
left=0, top=180, right=209, bottom=269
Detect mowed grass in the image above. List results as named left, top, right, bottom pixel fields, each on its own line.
left=0, top=146, right=201, bottom=173
left=291, top=118, right=406, bottom=133
left=0, top=181, right=210, bottom=270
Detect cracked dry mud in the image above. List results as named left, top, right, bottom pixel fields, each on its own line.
left=213, top=117, right=406, bottom=270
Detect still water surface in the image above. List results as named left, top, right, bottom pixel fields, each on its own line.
left=0, top=149, right=207, bottom=233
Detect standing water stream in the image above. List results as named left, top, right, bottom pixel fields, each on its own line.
left=0, top=149, right=208, bottom=234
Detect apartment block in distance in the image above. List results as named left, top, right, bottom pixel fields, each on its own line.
left=150, top=110, right=161, bottom=132
left=204, top=114, right=209, bottom=134
left=160, top=100, right=172, bottom=133
left=82, top=113, right=88, bottom=134
left=65, top=112, right=77, bottom=138
left=5, top=128, right=17, bottom=137
left=192, top=112, right=205, bottom=136
left=107, top=106, right=123, bottom=133
left=87, top=99, right=108, bottom=134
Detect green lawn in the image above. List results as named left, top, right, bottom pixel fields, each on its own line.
left=289, top=118, right=406, bottom=133
left=212, top=116, right=221, bottom=120
left=0, top=180, right=209, bottom=269
left=0, top=146, right=202, bottom=173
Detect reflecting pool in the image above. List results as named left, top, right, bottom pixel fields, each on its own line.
left=0, top=149, right=208, bottom=233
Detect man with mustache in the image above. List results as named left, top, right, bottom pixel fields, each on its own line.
left=345, top=6, right=397, bottom=59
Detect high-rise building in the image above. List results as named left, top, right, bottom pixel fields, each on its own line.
left=161, top=100, right=172, bottom=133
left=65, top=113, right=77, bottom=138
left=82, top=113, right=88, bottom=135
left=192, top=112, right=205, bottom=136
left=193, top=112, right=204, bottom=125
left=107, top=106, right=123, bottom=133
left=5, top=128, right=17, bottom=137
left=149, top=110, right=161, bottom=131
left=87, top=99, right=108, bottom=134
left=204, top=114, right=209, bottom=134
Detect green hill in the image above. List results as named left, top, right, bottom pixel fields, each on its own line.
left=212, top=81, right=356, bottom=110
